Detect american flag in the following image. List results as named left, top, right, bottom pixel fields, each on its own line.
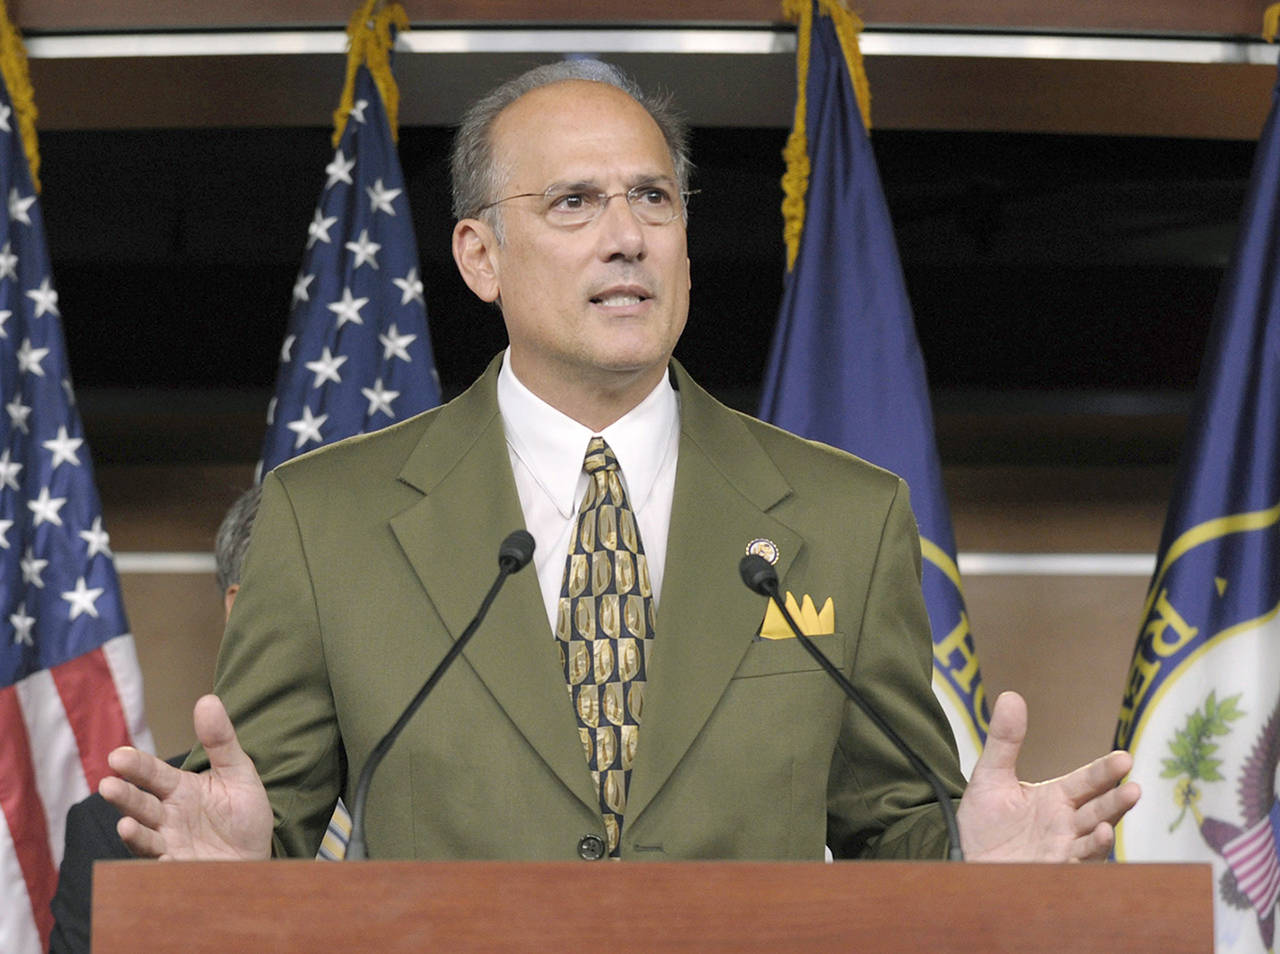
left=0, top=66, right=151, bottom=953
left=259, top=59, right=440, bottom=476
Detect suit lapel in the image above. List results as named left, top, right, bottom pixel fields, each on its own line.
left=625, top=363, right=803, bottom=828
left=389, top=357, right=598, bottom=813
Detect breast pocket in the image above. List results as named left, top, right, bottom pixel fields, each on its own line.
left=732, top=633, right=847, bottom=679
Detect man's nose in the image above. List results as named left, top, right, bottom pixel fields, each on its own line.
left=596, top=193, right=646, bottom=260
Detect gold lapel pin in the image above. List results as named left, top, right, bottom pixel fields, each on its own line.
left=745, top=538, right=780, bottom=566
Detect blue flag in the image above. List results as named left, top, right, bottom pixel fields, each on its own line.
left=1114, top=60, right=1280, bottom=954
left=260, top=53, right=440, bottom=475
left=759, top=0, right=988, bottom=772
left=0, top=52, right=150, bottom=953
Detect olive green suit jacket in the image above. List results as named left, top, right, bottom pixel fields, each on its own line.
left=193, top=355, right=964, bottom=861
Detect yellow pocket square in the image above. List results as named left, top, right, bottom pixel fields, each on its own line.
left=758, top=592, right=835, bottom=639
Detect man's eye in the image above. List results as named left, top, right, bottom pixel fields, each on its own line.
left=634, top=187, right=672, bottom=206
left=549, top=192, right=592, bottom=212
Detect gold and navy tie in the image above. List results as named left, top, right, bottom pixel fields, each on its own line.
left=556, top=436, right=656, bottom=857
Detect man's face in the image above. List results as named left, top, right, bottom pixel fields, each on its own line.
left=466, top=81, right=691, bottom=410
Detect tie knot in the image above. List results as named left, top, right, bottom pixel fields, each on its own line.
left=583, top=436, right=618, bottom=476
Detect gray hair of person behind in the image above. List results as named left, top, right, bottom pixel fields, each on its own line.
left=449, top=59, right=693, bottom=228
left=214, top=485, right=262, bottom=592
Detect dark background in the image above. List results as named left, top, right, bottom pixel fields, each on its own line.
left=37, top=125, right=1254, bottom=464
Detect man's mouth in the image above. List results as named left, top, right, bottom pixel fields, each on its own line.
left=592, top=293, right=646, bottom=306
left=590, top=286, right=651, bottom=307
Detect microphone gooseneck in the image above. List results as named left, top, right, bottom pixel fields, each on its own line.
left=345, top=529, right=535, bottom=860
left=737, top=554, right=965, bottom=862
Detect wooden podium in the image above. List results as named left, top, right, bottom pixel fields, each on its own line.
left=93, top=859, right=1212, bottom=952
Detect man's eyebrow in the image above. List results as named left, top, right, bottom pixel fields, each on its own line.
left=542, top=179, right=600, bottom=194
left=542, top=174, right=677, bottom=194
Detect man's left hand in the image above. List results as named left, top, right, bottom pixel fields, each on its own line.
left=956, top=691, right=1141, bottom=862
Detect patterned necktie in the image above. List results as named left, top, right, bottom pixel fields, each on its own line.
left=557, top=436, right=656, bottom=857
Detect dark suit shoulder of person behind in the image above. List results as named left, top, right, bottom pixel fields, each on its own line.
left=48, top=755, right=185, bottom=954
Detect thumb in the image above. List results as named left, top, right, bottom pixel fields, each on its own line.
left=973, top=690, right=1027, bottom=780
left=192, top=694, right=255, bottom=777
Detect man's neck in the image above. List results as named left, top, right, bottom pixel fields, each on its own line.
left=507, top=356, right=670, bottom=432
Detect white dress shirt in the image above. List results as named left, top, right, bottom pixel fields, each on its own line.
left=497, top=351, right=681, bottom=634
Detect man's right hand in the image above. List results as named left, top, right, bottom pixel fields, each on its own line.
left=99, top=694, right=273, bottom=860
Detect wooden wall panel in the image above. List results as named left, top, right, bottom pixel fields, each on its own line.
left=8, top=0, right=1271, bottom=34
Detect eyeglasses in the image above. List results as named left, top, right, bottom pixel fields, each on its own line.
left=475, top=183, right=699, bottom=228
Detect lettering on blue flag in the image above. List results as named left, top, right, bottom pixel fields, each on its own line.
left=760, top=1, right=988, bottom=772
left=1115, top=62, right=1280, bottom=954
left=259, top=63, right=440, bottom=476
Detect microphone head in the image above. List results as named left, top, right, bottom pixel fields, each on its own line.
left=739, top=553, right=779, bottom=596
left=498, top=529, right=536, bottom=572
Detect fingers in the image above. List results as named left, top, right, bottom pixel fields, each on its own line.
left=1058, top=749, right=1135, bottom=807
left=99, top=773, right=167, bottom=858
left=115, top=813, right=167, bottom=859
left=1073, top=821, right=1117, bottom=862
left=105, top=745, right=183, bottom=800
left=1074, top=779, right=1142, bottom=834
left=972, top=691, right=1027, bottom=778
left=193, top=694, right=256, bottom=779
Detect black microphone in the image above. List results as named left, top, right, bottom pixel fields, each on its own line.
left=738, top=553, right=964, bottom=861
left=346, top=529, right=535, bottom=860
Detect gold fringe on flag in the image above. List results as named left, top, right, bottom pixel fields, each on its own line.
left=781, top=0, right=871, bottom=270
left=0, top=0, right=40, bottom=192
left=332, top=0, right=409, bottom=147
left=1265, top=3, right=1280, bottom=42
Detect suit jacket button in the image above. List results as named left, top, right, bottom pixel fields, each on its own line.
left=577, top=834, right=606, bottom=861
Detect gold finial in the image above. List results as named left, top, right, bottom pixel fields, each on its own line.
left=332, top=0, right=410, bottom=146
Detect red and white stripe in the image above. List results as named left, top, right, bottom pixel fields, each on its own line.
left=0, top=635, right=151, bottom=953
left=1222, top=808, right=1280, bottom=916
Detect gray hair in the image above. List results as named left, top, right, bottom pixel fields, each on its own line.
left=215, top=485, right=261, bottom=592
left=450, top=60, right=692, bottom=230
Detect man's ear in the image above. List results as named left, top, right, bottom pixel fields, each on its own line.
left=452, top=217, right=500, bottom=303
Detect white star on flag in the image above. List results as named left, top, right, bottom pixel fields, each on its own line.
left=10, top=603, right=35, bottom=646
left=325, top=149, right=356, bottom=189
left=304, top=347, right=348, bottom=388
left=366, top=179, right=401, bottom=216
left=327, top=287, right=368, bottom=328
left=8, top=186, right=34, bottom=225
left=266, top=396, right=277, bottom=426
left=393, top=268, right=424, bottom=306
left=20, top=548, right=47, bottom=587
left=259, top=61, right=441, bottom=475
left=292, top=273, right=314, bottom=306
left=0, top=240, right=17, bottom=281
left=26, top=276, right=59, bottom=318
left=379, top=324, right=416, bottom=362
left=0, top=49, right=153, bottom=949
left=42, top=425, right=83, bottom=469
left=16, top=337, right=49, bottom=375
left=61, top=576, right=105, bottom=621
left=79, top=516, right=112, bottom=558
left=361, top=378, right=400, bottom=417
left=6, top=395, right=31, bottom=432
left=287, top=406, right=328, bottom=449
left=345, top=229, right=381, bottom=270
left=0, top=448, right=21, bottom=490
left=28, top=486, right=67, bottom=527
left=307, top=209, right=338, bottom=249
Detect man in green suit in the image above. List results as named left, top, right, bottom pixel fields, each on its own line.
left=102, top=61, right=1138, bottom=863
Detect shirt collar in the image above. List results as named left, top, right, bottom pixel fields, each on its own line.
left=497, top=349, right=680, bottom=519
